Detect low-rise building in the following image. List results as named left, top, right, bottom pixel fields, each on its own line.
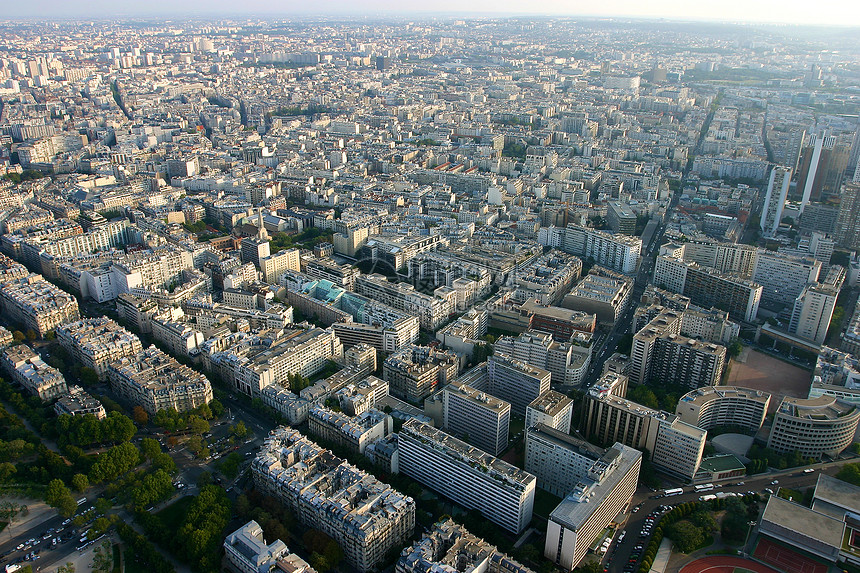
left=53, top=385, right=106, bottom=419
left=224, top=520, right=316, bottom=573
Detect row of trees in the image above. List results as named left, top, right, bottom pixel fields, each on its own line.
left=117, top=522, right=176, bottom=573
left=55, top=411, right=136, bottom=447
left=137, top=485, right=232, bottom=572
left=745, top=444, right=817, bottom=474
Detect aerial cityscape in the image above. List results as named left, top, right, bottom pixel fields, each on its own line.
left=1, top=11, right=860, bottom=573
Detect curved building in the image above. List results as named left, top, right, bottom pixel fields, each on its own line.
left=675, top=386, right=771, bottom=433
left=767, top=395, right=860, bottom=458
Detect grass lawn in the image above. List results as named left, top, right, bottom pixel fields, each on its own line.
left=533, top=489, right=562, bottom=518
left=112, top=543, right=122, bottom=573
left=155, top=495, right=194, bottom=536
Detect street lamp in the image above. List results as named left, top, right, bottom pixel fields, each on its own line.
left=742, top=520, right=757, bottom=557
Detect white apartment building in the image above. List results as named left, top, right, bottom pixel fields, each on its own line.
left=443, top=380, right=511, bottom=456
left=525, top=390, right=573, bottom=435
left=487, top=354, right=551, bottom=416
left=398, top=419, right=536, bottom=534
left=2, top=344, right=68, bottom=401
left=544, top=440, right=641, bottom=570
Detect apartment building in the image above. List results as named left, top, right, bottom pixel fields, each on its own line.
left=260, top=386, right=312, bottom=425
left=335, top=376, right=389, bottom=416
left=383, top=345, right=459, bottom=403
left=308, top=406, right=392, bottom=454
left=525, top=390, right=574, bottom=434
left=260, top=248, right=301, bottom=284
left=355, top=273, right=453, bottom=331
left=543, top=439, right=641, bottom=570
left=581, top=374, right=706, bottom=481
left=487, top=354, right=552, bottom=416
left=214, top=327, right=343, bottom=397
left=397, top=519, right=533, bottom=573
left=789, top=282, right=839, bottom=345
left=761, top=166, right=791, bottom=236
left=398, top=419, right=536, bottom=534
left=543, top=225, right=641, bottom=274
left=56, top=317, right=142, bottom=380
left=1, top=344, right=68, bottom=401
left=752, top=251, right=821, bottom=308
left=653, top=255, right=762, bottom=322
left=511, top=251, right=582, bottom=306
left=252, top=427, right=415, bottom=572
left=493, top=329, right=592, bottom=386
left=767, top=395, right=860, bottom=458
left=108, top=347, right=213, bottom=414
left=443, top=380, right=511, bottom=456
left=0, top=273, right=80, bottom=337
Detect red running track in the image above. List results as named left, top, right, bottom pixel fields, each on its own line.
left=679, top=556, right=783, bottom=573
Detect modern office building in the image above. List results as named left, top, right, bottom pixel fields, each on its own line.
left=397, top=419, right=536, bottom=534
left=397, top=519, right=533, bottom=573
left=761, top=166, right=791, bottom=236
left=675, top=386, right=770, bottom=433
left=606, top=202, right=637, bottom=235
left=487, top=354, right=552, bottom=416
left=443, top=380, right=510, bottom=456
left=767, top=395, right=860, bottom=458
left=543, top=440, right=641, bottom=570
left=252, top=427, right=415, bottom=572
left=525, top=391, right=574, bottom=435
left=562, top=271, right=632, bottom=324
left=56, top=317, right=142, bottom=380
left=525, top=424, right=606, bottom=497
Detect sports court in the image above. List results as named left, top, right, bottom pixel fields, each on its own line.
left=752, top=537, right=829, bottom=573
left=679, top=555, right=781, bottom=573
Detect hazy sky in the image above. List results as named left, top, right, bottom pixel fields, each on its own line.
left=10, top=0, right=860, bottom=27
